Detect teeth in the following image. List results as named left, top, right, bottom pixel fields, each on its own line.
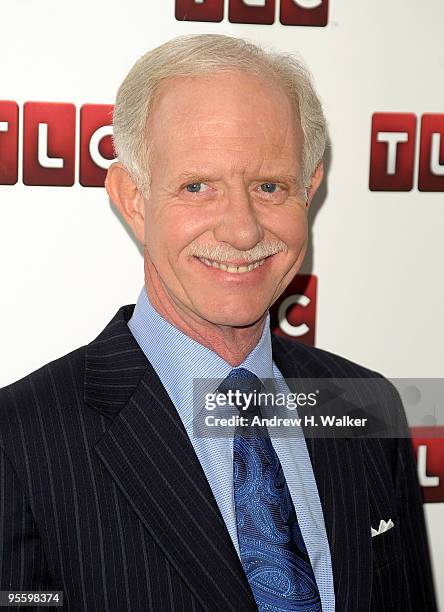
left=198, top=257, right=266, bottom=273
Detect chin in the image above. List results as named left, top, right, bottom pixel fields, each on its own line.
left=196, top=299, right=268, bottom=329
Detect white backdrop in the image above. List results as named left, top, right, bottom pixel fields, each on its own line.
left=1, top=0, right=443, bottom=607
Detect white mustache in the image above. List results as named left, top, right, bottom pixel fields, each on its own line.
left=188, top=241, right=287, bottom=263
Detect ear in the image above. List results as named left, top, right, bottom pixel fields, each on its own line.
left=305, top=161, right=324, bottom=208
left=105, top=162, right=145, bottom=244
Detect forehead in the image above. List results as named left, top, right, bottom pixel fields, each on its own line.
left=147, top=70, right=302, bottom=167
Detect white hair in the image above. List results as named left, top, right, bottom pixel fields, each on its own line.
left=112, top=33, right=328, bottom=195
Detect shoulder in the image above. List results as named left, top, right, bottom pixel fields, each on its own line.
left=0, top=344, right=87, bottom=443
left=271, top=333, right=382, bottom=379
left=0, top=303, right=132, bottom=429
left=272, top=337, right=415, bottom=493
left=271, top=334, right=406, bottom=428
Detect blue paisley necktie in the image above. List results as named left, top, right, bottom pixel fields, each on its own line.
left=219, top=368, right=322, bottom=611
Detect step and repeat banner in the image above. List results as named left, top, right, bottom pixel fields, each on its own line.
left=1, top=0, right=443, bottom=607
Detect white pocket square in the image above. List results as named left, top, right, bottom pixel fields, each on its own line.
left=371, top=518, right=394, bottom=537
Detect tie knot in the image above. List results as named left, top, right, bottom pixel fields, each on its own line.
left=218, top=368, right=263, bottom=414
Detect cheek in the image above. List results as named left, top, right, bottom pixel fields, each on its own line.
left=269, top=207, right=308, bottom=252
left=144, top=203, right=213, bottom=262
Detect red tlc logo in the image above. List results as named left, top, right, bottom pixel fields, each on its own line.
left=175, top=0, right=328, bottom=26
left=0, top=101, right=115, bottom=187
left=369, top=113, right=444, bottom=191
left=270, top=274, right=317, bottom=346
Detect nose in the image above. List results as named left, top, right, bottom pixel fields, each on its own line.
left=213, top=185, right=264, bottom=252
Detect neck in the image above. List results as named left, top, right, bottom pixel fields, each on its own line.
left=143, top=260, right=266, bottom=366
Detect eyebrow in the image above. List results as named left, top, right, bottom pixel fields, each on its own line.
left=175, top=172, right=216, bottom=183
left=174, top=172, right=301, bottom=185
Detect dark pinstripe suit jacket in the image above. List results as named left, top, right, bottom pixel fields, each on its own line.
left=0, top=304, right=437, bottom=611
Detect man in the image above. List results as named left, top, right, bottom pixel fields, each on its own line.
left=0, top=34, right=437, bottom=611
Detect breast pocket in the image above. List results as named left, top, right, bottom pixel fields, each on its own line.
left=371, top=516, right=403, bottom=569
left=371, top=517, right=406, bottom=611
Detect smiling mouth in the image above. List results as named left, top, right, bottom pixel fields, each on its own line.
left=196, top=256, right=267, bottom=274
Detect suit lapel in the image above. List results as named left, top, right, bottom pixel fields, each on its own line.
left=86, top=305, right=256, bottom=612
left=271, top=334, right=373, bottom=611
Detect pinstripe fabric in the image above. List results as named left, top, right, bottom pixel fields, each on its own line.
left=0, top=303, right=438, bottom=611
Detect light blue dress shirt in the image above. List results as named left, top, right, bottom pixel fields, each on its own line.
left=128, top=285, right=335, bottom=611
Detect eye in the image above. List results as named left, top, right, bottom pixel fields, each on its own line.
left=185, top=182, right=210, bottom=193
left=260, top=182, right=280, bottom=193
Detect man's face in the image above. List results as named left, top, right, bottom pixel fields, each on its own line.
left=143, top=70, right=314, bottom=327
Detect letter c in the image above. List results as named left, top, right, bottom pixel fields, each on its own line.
left=89, top=125, right=114, bottom=170
left=277, top=294, right=310, bottom=337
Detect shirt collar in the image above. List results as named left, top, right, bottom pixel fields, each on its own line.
left=127, top=285, right=274, bottom=427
